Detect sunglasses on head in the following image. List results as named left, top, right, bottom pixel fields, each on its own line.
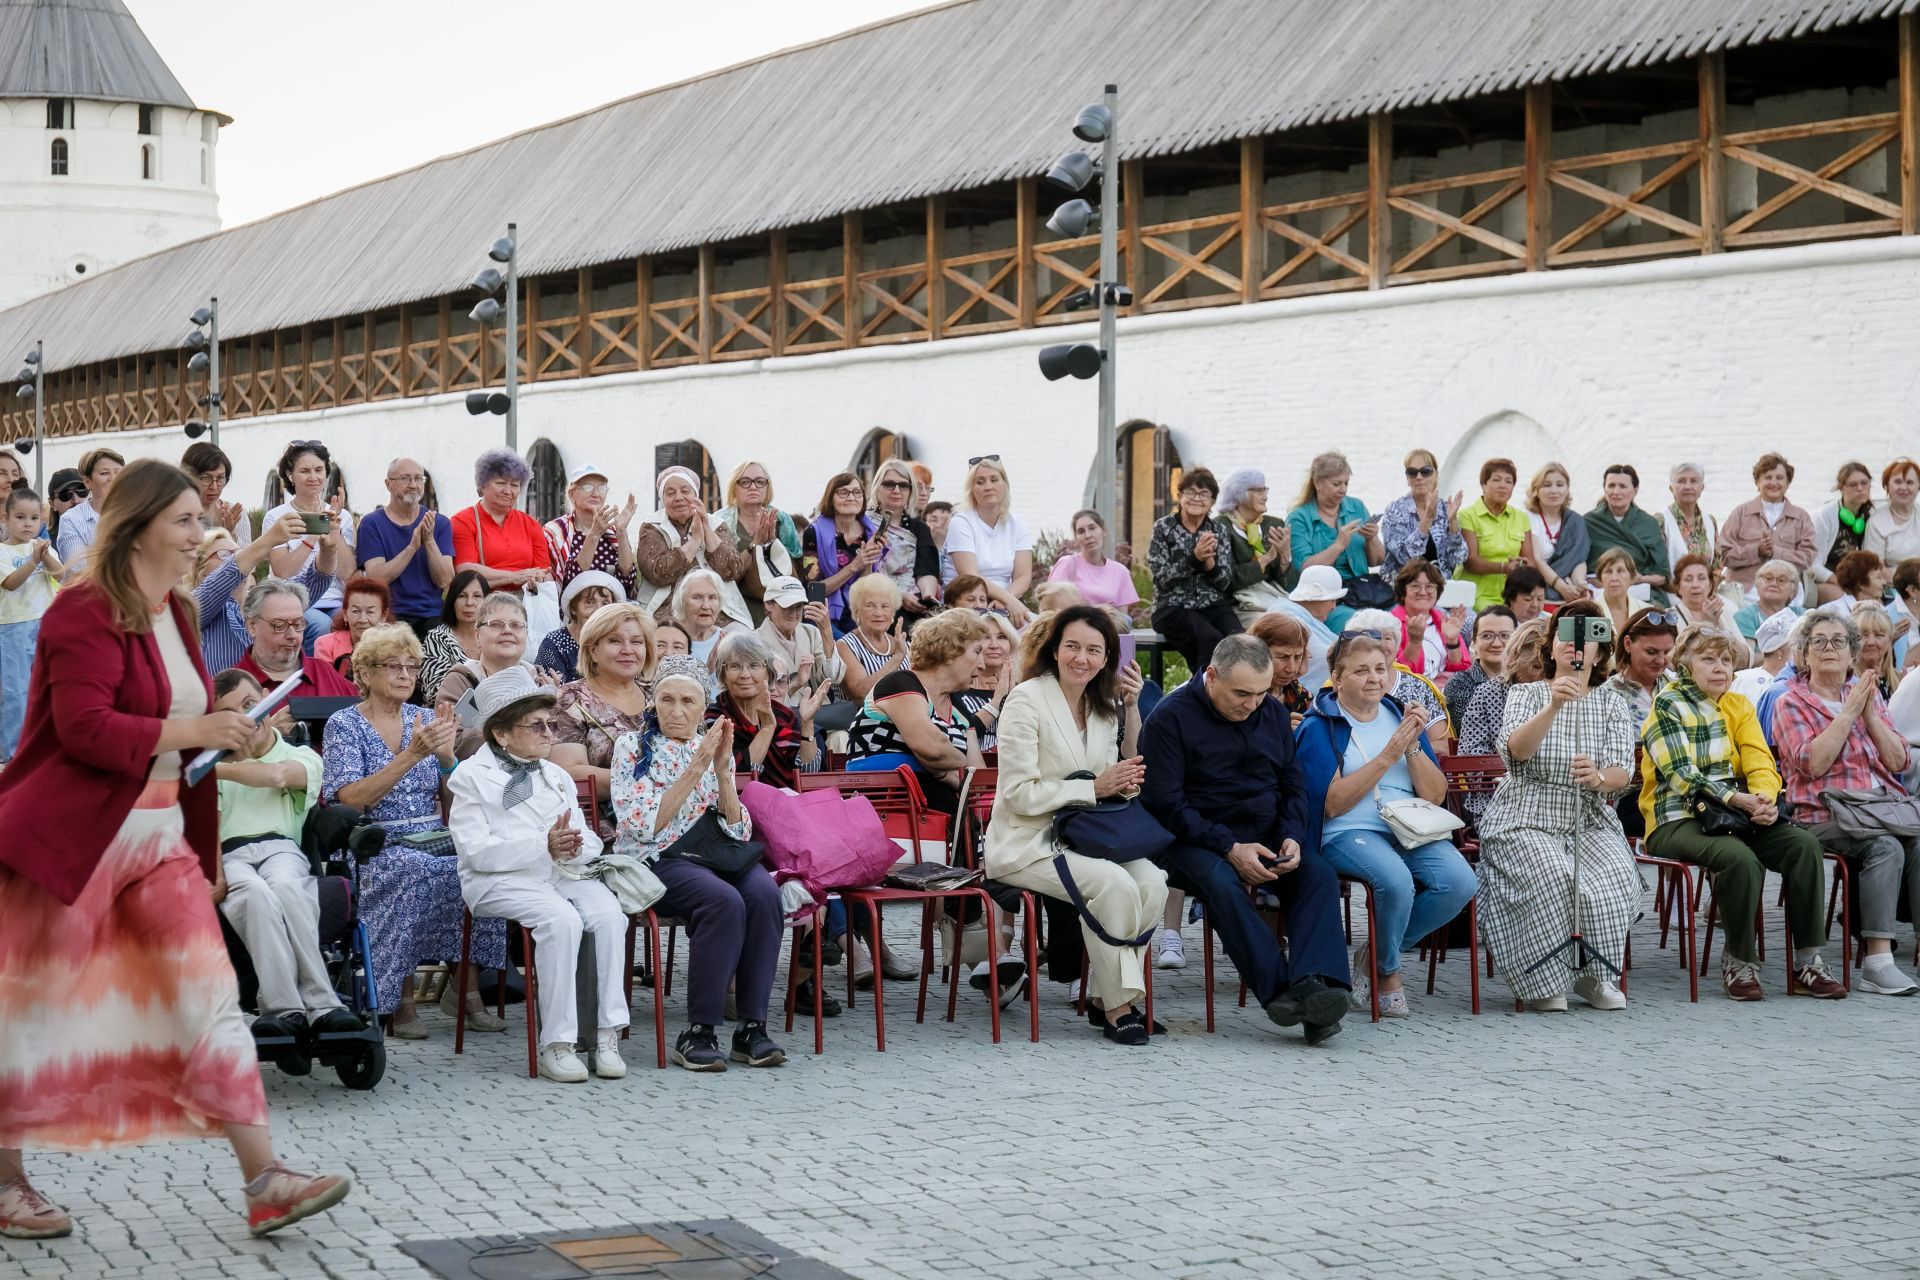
left=968, top=455, right=1001, bottom=467
left=1405, top=466, right=1435, bottom=478
left=1630, top=610, right=1680, bottom=631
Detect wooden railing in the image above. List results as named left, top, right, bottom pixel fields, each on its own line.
left=1722, top=112, right=1902, bottom=248
left=1548, top=138, right=1705, bottom=265
left=1387, top=164, right=1528, bottom=283
left=1259, top=190, right=1370, bottom=298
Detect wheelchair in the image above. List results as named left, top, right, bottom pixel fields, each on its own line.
left=218, top=804, right=388, bottom=1091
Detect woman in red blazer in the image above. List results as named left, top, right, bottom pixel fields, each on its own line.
left=0, top=460, right=351, bottom=1242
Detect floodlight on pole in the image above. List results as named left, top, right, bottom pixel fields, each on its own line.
left=186, top=298, right=222, bottom=446
left=471, top=224, right=519, bottom=449
left=12, top=341, right=43, bottom=491
left=1034, top=85, right=1122, bottom=542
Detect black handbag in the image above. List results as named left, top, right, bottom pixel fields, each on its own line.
left=660, top=809, right=764, bottom=876
left=1341, top=573, right=1395, bottom=609
left=1689, top=789, right=1756, bottom=838
left=1047, top=772, right=1175, bottom=949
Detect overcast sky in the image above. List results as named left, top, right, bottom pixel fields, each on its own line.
left=134, top=0, right=935, bottom=228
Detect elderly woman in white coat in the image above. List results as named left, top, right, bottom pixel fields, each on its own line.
left=984, top=605, right=1164, bottom=1045
left=448, top=667, right=630, bottom=1084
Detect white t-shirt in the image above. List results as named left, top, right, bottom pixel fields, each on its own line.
left=263, top=502, right=355, bottom=611
left=944, top=509, right=1031, bottom=589
left=1730, top=666, right=1778, bottom=705
left=0, top=542, right=56, bottom=625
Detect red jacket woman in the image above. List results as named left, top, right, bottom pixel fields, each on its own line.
left=0, top=460, right=350, bottom=1243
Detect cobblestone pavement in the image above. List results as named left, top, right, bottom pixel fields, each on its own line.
left=5, top=877, right=1919, bottom=1280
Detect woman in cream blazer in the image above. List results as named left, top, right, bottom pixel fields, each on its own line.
left=985, top=607, right=1166, bottom=1044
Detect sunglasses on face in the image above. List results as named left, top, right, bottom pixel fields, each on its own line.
left=54, top=485, right=87, bottom=502
left=878, top=480, right=911, bottom=491
left=1405, top=466, right=1435, bottom=478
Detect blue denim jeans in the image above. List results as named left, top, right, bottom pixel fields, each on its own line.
left=1318, top=827, right=1476, bottom=976
left=0, top=616, right=39, bottom=757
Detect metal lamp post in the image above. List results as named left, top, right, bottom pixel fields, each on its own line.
left=13, top=343, right=42, bottom=493
left=466, top=223, right=519, bottom=449
left=186, top=299, right=220, bottom=445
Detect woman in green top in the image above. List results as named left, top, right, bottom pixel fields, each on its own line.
left=1455, top=457, right=1534, bottom=611
left=1287, top=451, right=1380, bottom=586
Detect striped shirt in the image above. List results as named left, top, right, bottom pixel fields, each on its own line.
left=193, top=558, right=335, bottom=674
left=843, top=628, right=906, bottom=676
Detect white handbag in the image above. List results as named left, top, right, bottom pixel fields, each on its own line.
left=1376, top=797, right=1464, bottom=847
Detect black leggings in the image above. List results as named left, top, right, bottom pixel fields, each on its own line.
left=1152, top=602, right=1244, bottom=672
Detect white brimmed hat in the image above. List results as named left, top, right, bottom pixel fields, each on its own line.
left=1289, top=564, right=1348, bottom=603
left=473, top=666, right=555, bottom=726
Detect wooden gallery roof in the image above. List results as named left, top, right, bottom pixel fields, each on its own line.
left=1, top=0, right=1914, bottom=369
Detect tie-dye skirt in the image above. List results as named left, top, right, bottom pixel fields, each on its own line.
left=0, top=779, right=268, bottom=1150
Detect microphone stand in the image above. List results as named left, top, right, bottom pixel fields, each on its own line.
left=1524, top=647, right=1622, bottom=982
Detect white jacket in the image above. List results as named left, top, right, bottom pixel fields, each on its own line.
left=983, top=675, right=1118, bottom=879
left=448, top=748, right=602, bottom=899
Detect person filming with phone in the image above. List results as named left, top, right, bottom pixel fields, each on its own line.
left=1297, top=631, right=1476, bottom=1019
left=1476, top=600, right=1641, bottom=1013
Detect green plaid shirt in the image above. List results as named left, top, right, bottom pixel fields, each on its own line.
left=1641, top=670, right=1738, bottom=830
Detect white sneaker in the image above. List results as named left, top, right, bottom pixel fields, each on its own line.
left=1526, top=994, right=1570, bottom=1013
left=537, top=1043, right=589, bottom=1083
left=594, top=1030, right=628, bottom=1079
left=1154, top=929, right=1186, bottom=970
left=1572, top=973, right=1627, bottom=1010
left=1858, top=959, right=1920, bottom=996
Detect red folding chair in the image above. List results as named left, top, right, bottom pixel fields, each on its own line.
left=1627, top=847, right=1699, bottom=1002
left=793, top=767, right=1006, bottom=1050
left=957, top=768, right=1043, bottom=1044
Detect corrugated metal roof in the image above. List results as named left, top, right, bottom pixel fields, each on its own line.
left=3, top=0, right=1914, bottom=370
left=0, top=0, right=199, bottom=111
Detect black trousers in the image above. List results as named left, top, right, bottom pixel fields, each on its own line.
left=1151, top=602, right=1244, bottom=673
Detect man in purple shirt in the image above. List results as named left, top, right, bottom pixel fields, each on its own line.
left=357, top=457, right=454, bottom=637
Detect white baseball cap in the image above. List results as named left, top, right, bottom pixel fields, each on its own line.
left=1754, top=608, right=1797, bottom=656
left=762, top=575, right=809, bottom=608
left=567, top=464, right=608, bottom=486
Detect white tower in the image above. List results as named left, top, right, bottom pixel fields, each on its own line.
left=0, top=0, right=226, bottom=311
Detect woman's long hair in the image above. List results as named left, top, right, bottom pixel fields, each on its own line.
left=86, top=459, right=197, bottom=634
left=1021, top=605, right=1120, bottom=712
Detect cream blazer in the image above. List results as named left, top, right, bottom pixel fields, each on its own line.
left=983, top=674, right=1119, bottom=878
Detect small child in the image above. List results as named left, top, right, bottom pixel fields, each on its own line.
left=0, top=488, right=61, bottom=760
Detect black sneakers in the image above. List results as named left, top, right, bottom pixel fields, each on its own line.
left=672, top=1024, right=727, bottom=1072
left=729, top=1021, right=787, bottom=1068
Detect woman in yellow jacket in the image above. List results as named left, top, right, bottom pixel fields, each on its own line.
left=1638, top=626, right=1844, bottom=1002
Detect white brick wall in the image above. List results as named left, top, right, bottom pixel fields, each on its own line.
left=33, top=235, right=1920, bottom=537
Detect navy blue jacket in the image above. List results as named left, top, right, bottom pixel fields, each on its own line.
left=1140, top=668, right=1309, bottom=857
left=1293, top=686, right=1440, bottom=860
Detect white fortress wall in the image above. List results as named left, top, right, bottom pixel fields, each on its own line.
left=35, top=235, right=1920, bottom=537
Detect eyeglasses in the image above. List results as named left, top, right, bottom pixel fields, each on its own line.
left=1807, top=636, right=1851, bottom=653
left=735, top=477, right=769, bottom=490
left=574, top=482, right=608, bottom=496
left=513, top=717, right=557, bottom=736
left=835, top=486, right=864, bottom=499
left=259, top=619, right=303, bottom=636
left=878, top=480, right=911, bottom=491
left=378, top=661, right=423, bottom=677
left=968, top=455, right=1001, bottom=467
left=481, top=619, right=528, bottom=633
left=1405, top=466, right=1436, bottom=478
left=387, top=473, right=425, bottom=485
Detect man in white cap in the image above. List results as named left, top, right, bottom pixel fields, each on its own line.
left=1263, top=564, right=1348, bottom=692
left=544, top=463, right=637, bottom=597
left=447, top=666, right=630, bottom=1084
left=753, top=574, right=840, bottom=704
left=1732, top=607, right=1798, bottom=703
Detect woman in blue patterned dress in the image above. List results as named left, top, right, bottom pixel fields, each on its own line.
left=321, top=623, right=506, bottom=1037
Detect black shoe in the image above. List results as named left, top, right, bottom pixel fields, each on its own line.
left=1099, top=1010, right=1150, bottom=1046
left=729, top=1021, right=787, bottom=1068
left=671, top=1024, right=727, bottom=1072
left=1305, top=1019, right=1343, bottom=1047
left=1085, top=1003, right=1166, bottom=1035
left=1265, top=977, right=1349, bottom=1029
left=310, top=1008, right=365, bottom=1036
left=806, top=931, right=844, bottom=967
left=250, top=1013, right=296, bottom=1043
left=794, top=980, right=843, bottom=1018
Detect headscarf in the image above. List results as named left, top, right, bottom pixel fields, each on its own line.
left=656, top=466, right=702, bottom=503
left=626, top=655, right=715, bottom=781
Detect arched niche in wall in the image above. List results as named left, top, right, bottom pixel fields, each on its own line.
left=1116, top=420, right=1182, bottom=555
left=848, top=427, right=911, bottom=489
left=655, top=439, right=721, bottom=511
left=1440, top=410, right=1558, bottom=500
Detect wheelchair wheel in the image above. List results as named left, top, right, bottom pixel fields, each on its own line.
left=335, top=1040, right=386, bottom=1091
